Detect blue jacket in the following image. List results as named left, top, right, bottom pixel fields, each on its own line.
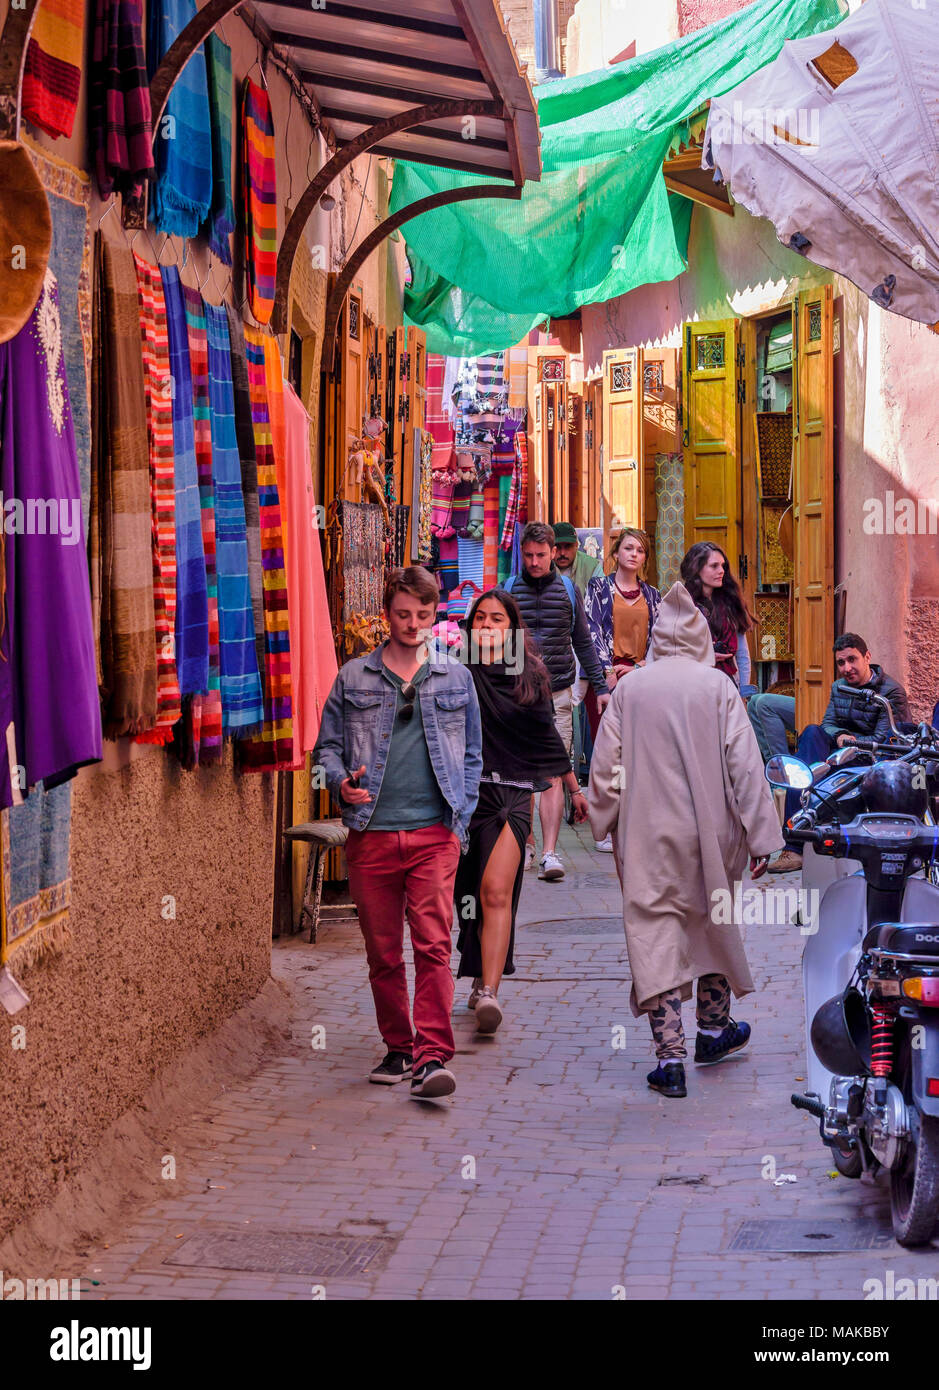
left=583, top=575, right=661, bottom=671
left=313, top=642, right=483, bottom=850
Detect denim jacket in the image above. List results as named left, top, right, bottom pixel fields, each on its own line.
left=313, top=642, right=483, bottom=851
left=583, top=575, right=661, bottom=671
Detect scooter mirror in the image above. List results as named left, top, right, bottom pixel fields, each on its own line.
left=765, top=754, right=814, bottom=789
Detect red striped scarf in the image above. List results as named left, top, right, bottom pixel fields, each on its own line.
left=133, top=254, right=181, bottom=742
left=425, top=353, right=456, bottom=473
left=241, top=80, right=277, bottom=326
left=22, top=0, right=83, bottom=139
left=182, top=286, right=224, bottom=764
left=483, top=479, right=500, bottom=590
left=238, top=327, right=294, bottom=770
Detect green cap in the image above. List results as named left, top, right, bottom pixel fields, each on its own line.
left=551, top=521, right=578, bottom=545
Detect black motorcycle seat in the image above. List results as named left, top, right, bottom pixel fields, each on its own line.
left=865, top=922, right=939, bottom=955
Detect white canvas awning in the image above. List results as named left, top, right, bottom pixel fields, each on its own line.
left=701, top=0, right=939, bottom=325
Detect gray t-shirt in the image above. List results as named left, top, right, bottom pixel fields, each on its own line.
left=367, top=662, right=447, bottom=831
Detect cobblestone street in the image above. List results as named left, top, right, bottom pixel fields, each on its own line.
left=79, top=825, right=939, bottom=1301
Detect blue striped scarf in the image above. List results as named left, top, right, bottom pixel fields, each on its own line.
left=148, top=0, right=213, bottom=236
left=161, top=265, right=208, bottom=696
left=204, top=302, right=264, bottom=734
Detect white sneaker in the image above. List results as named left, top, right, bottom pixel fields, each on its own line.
left=594, top=835, right=614, bottom=853
left=538, top=852, right=565, bottom=881
left=524, top=843, right=536, bottom=871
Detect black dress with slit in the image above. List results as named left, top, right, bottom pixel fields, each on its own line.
left=454, top=662, right=571, bottom=979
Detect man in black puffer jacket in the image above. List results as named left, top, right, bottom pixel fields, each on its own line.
left=504, top=522, right=608, bottom=882
left=770, top=632, right=910, bottom=873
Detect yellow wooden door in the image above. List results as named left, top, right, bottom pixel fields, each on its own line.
left=602, top=347, right=643, bottom=538
left=682, top=318, right=741, bottom=570
left=793, top=286, right=835, bottom=728
left=583, top=378, right=602, bottom=528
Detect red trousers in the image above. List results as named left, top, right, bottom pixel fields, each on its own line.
left=345, top=822, right=461, bottom=1068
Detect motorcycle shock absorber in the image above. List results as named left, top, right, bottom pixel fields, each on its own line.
left=870, top=1004, right=894, bottom=1079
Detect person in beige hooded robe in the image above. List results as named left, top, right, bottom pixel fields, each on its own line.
left=587, top=581, right=783, bottom=1088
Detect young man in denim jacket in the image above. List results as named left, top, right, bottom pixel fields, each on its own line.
left=314, top=566, right=482, bottom=1100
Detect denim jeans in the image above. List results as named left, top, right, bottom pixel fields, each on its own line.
left=748, top=693, right=795, bottom=762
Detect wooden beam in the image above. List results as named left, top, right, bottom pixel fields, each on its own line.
left=271, top=97, right=501, bottom=334
left=262, top=0, right=465, bottom=40
left=322, top=111, right=509, bottom=152
left=0, top=0, right=40, bottom=140
left=663, top=174, right=734, bottom=217
left=321, top=183, right=522, bottom=374
left=366, top=144, right=513, bottom=178
left=270, top=33, right=481, bottom=83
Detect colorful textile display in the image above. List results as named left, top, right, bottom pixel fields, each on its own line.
left=281, top=382, right=337, bottom=758
left=425, top=352, right=456, bottom=472
left=241, top=79, right=277, bottom=326
left=417, top=429, right=433, bottom=562
left=482, top=479, right=500, bottom=589
left=147, top=0, right=212, bottom=237
left=452, top=478, right=473, bottom=537
left=225, top=306, right=266, bottom=685
left=457, top=536, right=485, bottom=592
left=500, top=426, right=527, bottom=551
left=435, top=533, right=458, bottom=598
left=239, top=328, right=294, bottom=770
left=205, top=303, right=265, bottom=735
left=89, top=0, right=154, bottom=200
left=0, top=268, right=102, bottom=813
left=430, top=469, right=455, bottom=538
left=506, top=345, right=528, bottom=419
left=1, top=780, right=72, bottom=968
left=203, top=34, right=235, bottom=265
left=133, top=254, right=181, bottom=744
left=465, top=485, right=484, bottom=539
left=181, top=284, right=223, bottom=764
left=90, top=235, right=157, bottom=736
left=160, top=264, right=208, bottom=703
left=497, top=473, right=513, bottom=584
left=22, top=0, right=83, bottom=139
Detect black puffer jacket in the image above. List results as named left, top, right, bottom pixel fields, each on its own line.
left=821, top=664, right=910, bottom=742
left=507, top=566, right=606, bottom=694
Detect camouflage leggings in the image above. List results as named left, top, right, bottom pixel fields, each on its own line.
left=647, top=974, right=731, bottom=1061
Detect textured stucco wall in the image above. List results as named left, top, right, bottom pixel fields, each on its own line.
left=0, top=749, right=274, bottom=1240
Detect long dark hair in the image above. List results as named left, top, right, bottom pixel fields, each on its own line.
left=680, top=542, right=753, bottom=634
left=464, top=588, right=552, bottom=706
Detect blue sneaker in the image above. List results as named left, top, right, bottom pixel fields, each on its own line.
left=694, top=1019, right=751, bottom=1066
left=646, top=1061, right=687, bottom=1098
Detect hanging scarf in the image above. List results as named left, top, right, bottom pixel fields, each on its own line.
left=204, top=302, right=264, bottom=735
left=89, top=0, right=154, bottom=201
left=22, top=0, right=84, bottom=139
left=90, top=235, right=157, bottom=736
left=182, top=285, right=223, bottom=764
left=241, top=79, right=277, bottom=326
left=417, top=429, right=433, bottom=563
left=482, top=479, right=500, bottom=589
left=133, top=254, right=181, bottom=743
left=225, top=306, right=266, bottom=687
left=202, top=34, right=235, bottom=265
left=425, top=352, right=456, bottom=472
left=506, top=344, right=528, bottom=420
left=237, top=327, right=294, bottom=770
left=160, top=265, right=208, bottom=703
left=147, top=0, right=212, bottom=236
left=469, top=662, right=570, bottom=785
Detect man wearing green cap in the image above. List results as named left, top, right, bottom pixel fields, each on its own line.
left=551, top=521, right=602, bottom=599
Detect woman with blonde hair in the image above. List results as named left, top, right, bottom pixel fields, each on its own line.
left=583, top=526, right=661, bottom=741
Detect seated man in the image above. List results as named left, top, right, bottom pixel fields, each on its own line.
left=769, top=632, right=910, bottom=873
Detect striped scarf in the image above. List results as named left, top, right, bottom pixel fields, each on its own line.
left=204, top=303, right=264, bottom=735
left=238, top=328, right=294, bottom=770
left=425, top=353, right=455, bottom=472
left=22, top=0, right=83, bottom=138
left=241, top=79, right=277, bottom=326
left=89, top=0, right=154, bottom=201
left=203, top=34, right=235, bottom=265
left=148, top=0, right=212, bottom=237
left=482, top=480, right=500, bottom=589
left=133, top=254, right=181, bottom=743
left=183, top=285, right=223, bottom=765
left=500, top=427, right=529, bottom=551
left=160, top=264, right=208, bottom=702
left=225, top=306, right=266, bottom=687
left=506, top=344, right=528, bottom=419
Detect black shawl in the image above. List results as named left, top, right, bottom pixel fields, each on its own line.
left=470, top=661, right=572, bottom=784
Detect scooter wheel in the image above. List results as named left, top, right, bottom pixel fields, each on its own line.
left=832, top=1144, right=863, bottom=1179
left=891, top=1113, right=939, bottom=1247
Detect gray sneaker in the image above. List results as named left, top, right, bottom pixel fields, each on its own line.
left=538, top=852, right=565, bottom=881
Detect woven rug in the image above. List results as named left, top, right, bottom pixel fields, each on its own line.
left=22, top=0, right=83, bottom=139
left=1, top=780, right=72, bottom=969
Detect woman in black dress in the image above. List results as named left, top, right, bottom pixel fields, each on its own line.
left=455, top=588, right=588, bottom=1034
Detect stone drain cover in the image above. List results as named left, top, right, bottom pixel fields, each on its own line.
left=728, top=1218, right=893, bottom=1254
left=164, top=1229, right=396, bottom=1279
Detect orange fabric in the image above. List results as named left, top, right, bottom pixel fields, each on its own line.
left=612, top=591, right=649, bottom=664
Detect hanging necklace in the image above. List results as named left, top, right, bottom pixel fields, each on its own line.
left=615, top=575, right=641, bottom=601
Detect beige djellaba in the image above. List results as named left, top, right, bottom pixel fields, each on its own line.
left=587, top=581, right=784, bottom=1016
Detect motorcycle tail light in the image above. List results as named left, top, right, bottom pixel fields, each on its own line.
left=901, top=977, right=939, bottom=1005
left=929, top=1079, right=939, bottom=1098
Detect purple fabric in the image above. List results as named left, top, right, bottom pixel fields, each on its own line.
left=0, top=273, right=103, bottom=807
